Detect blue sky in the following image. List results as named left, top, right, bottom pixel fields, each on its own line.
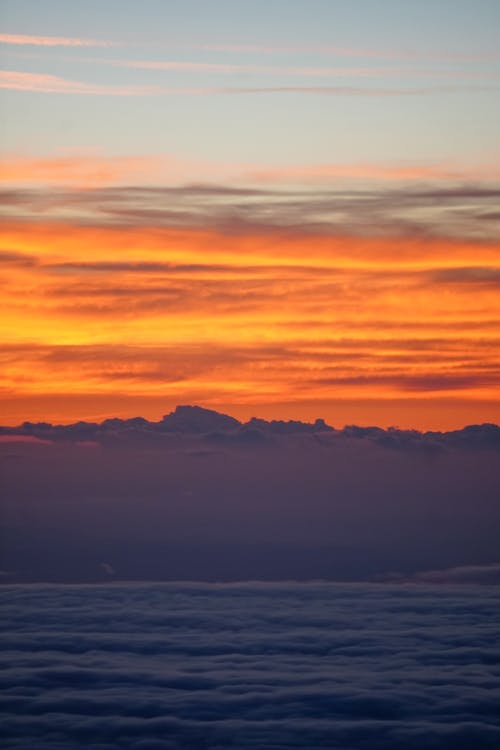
left=1, top=0, right=499, bottom=164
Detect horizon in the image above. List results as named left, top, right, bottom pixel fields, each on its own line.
left=1, top=401, right=499, bottom=433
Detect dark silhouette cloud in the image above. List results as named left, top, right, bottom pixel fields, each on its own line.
left=2, top=404, right=499, bottom=447
left=157, top=405, right=240, bottom=433
left=1, top=582, right=499, bottom=748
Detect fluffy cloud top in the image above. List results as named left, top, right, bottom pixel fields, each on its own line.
left=1, top=582, right=499, bottom=749
left=2, top=404, right=499, bottom=447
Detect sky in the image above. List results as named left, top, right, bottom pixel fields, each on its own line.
left=2, top=407, right=500, bottom=583
left=1, top=0, right=499, bottom=428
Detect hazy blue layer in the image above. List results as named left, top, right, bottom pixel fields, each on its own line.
left=1, top=582, right=499, bottom=749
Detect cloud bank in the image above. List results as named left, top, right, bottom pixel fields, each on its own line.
left=1, top=582, right=499, bottom=749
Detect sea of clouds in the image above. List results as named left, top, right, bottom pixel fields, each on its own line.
left=1, top=582, right=499, bottom=749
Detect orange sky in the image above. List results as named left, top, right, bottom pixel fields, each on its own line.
left=1, top=206, right=499, bottom=429
left=2, top=4, right=500, bottom=429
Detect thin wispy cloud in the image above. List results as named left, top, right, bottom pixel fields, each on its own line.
left=90, top=57, right=491, bottom=82
left=247, top=162, right=500, bottom=183
left=1, top=152, right=499, bottom=189
left=0, top=70, right=164, bottom=95
left=189, top=41, right=499, bottom=62
left=0, top=33, right=115, bottom=47
left=0, top=153, right=180, bottom=186
left=1, top=70, right=494, bottom=96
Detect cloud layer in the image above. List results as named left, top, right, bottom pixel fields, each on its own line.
left=1, top=186, right=499, bottom=428
left=1, top=582, right=500, bottom=749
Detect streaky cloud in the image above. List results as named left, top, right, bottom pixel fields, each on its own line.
left=0, top=70, right=167, bottom=96
left=84, top=56, right=491, bottom=82
left=191, top=41, right=499, bottom=62
left=1, top=70, right=494, bottom=97
left=413, top=562, right=500, bottom=584
left=0, top=33, right=116, bottom=47
left=2, top=181, right=499, bottom=241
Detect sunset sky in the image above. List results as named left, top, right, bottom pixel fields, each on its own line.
left=1, top=0, right=499, bottom=428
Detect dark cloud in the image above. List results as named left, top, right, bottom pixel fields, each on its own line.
left=310, top=371, right=500, bottom=392
left=2, top=404, right=499, bottom=446
left=1, top=582, right=499, bottom=748
left=430, top=266, right=500, bottom=286
left=43, top=260, right=327, bottom=276
left=99, top=562, right=115, bottom=576
left=2, top=181, right=500, bottom=240
left=0, top=249, right=38, bottom=266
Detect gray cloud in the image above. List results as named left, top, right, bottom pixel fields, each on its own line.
left=429, top=266, right=500, bottom=286
left=99, top=562, right=115, bottom=576
left=2, top=182, right=500, bottom=240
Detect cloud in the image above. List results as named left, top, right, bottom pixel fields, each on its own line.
left=1, top=330, right=498, bottom=405
left=0, top=434, right=52, bottom=444
left=0, top=70, right=167, bottom=96
left=2, top=154, right=499, bottom=190
left=3, top=180, right=499, bottom=243
left=99, top=562, right=115, bottom=576
left=1, top=582, right=500, bottom=748
left=2, top=405, right=499, bottom=449
left=85, top=57, right=491, bottom=83
left=158, top=404, right=240, bottom=433
left=190, top=41, right=499, bottom=62
left=413, top=563, right=500, bottom=584
left=0, top=155, right=176, bottom=187
left=249, top=163, right=500, bottom=184
left=429, top=266, right=500, bottom=286
left=0, top=33, right=115, bottom=47
left=0, top=184, right=498, bottom=420
left=1, top=70, right=492, bottom=97
left=210, top=84, right=499, bottom=97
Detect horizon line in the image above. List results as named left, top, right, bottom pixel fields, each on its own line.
left=1, top=403, right=498, bottom=435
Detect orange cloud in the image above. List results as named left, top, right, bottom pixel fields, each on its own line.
left=1, top=217, right=498, bottom=429
left=0, top=154, right=180, bottom=187
left=2, top=219, right=498, bottom=268
left=248, top=162, right=500, bottom=183
left=1, top=151, right=498, bottom=190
